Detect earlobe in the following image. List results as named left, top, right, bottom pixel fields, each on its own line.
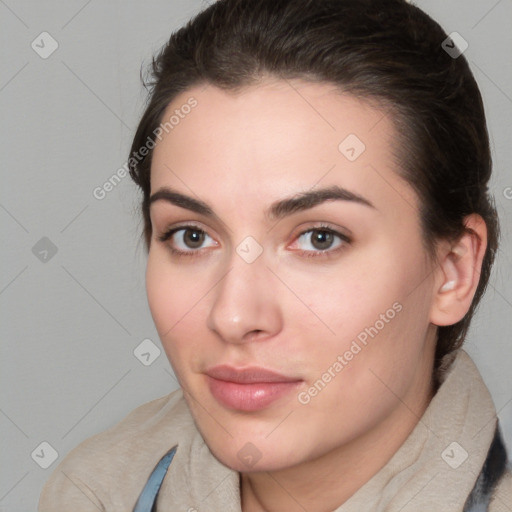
left=430, top=214, right=487, bottom=327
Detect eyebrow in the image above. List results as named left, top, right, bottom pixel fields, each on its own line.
left=149, top=185, right=375, bottom=221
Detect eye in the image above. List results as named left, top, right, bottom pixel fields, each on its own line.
left=290, top=225, right=351, bottom=258
left=157, top=224, right=217, bottom=258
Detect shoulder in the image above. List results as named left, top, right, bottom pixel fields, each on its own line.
left=489, top=464, right=512, bottom=512
left=38, top=388, right=196, bottom=511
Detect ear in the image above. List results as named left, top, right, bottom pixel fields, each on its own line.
left=429, top=214, right=488, bottom=327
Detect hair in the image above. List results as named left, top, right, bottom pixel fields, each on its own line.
left=128, top=0, right=499, bottom=371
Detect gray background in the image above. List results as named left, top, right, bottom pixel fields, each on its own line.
left=1, top=0, right=511, bottom=510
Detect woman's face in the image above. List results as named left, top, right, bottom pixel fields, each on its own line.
left=146, top=79, right=438, bottom=472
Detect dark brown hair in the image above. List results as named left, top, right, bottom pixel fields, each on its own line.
left=128, top=0, right=499, bottom=369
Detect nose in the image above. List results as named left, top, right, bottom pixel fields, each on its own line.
left=206, top=247, right=283, bottom=345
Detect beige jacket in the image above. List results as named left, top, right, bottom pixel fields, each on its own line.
left=39, top=349, right=512, bottom=511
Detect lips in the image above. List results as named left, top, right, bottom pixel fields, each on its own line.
left=205, top=365, right=300, bottom=384
left=205, top=365, right=303, bottom=411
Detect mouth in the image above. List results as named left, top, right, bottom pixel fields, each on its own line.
left=205, top=365, right=303, bottom=412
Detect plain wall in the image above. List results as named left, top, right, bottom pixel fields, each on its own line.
left=1, top=0, right=511, bottom=509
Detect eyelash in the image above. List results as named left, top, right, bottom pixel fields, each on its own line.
left=157, top=223, right=351, bottom=260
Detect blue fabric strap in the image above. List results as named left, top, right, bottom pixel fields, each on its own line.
left=133, top=445, right=178, bottom=512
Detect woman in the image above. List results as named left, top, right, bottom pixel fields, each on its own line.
left=39, top=0, right=511, bottom=510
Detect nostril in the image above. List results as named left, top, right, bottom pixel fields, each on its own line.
left=245, top=330, right=265, bottom=342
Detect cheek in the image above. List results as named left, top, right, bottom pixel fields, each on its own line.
left=146, top=249, right=206, bottom=330
left=291, top=238, right=432, bottom=386
left=145, top=251, right=193, bottom=358
left=278, top=249, right=405, bottom=345
left=145, top=249, right=216, bottom=375
left=146, top=251, right=176, bottom=334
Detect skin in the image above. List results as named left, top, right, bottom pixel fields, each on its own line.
left=145, top=78, right=487, bottom=512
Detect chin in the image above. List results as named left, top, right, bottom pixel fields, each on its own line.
left=210, top=443, right=299, bottom=474
left=183, top=391, right=313, bottom=471
left=197, top=424, right=305, bottom=473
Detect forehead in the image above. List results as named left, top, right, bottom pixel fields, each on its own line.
left=149, top=79, right=419, bottom=217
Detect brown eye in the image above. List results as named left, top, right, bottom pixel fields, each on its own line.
left=157, top=224, right=217, bottom=259
left=181, top=228, right=206, bottom=249
left=291, top=225, right=351, bottom=259
left=310, top=229, right=335, bottom=250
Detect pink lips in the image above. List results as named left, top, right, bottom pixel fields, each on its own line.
left=205, top=365, right=303, bottom=412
